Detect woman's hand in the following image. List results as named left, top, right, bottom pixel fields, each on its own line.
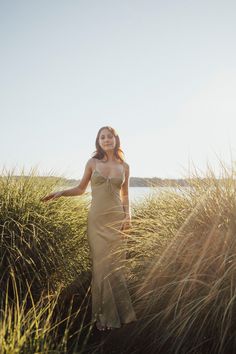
left=121, top=215, right=132, bottom=233
left=40, top=191, right=63, bottom=202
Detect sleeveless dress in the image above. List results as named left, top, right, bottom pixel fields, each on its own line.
left=87, top=158, right=137, bottom=328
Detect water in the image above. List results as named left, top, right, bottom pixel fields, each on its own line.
left=129, top=187, right=156, bottom=203
left=83, top=186, right=185, bottom=203
left=129, top=186, right=187, bottom=203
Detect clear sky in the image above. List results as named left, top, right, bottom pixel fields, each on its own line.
left=1, top=0, right=236, bottom=179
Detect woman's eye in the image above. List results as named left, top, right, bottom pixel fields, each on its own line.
left=100, top=135, right=113, bottom=139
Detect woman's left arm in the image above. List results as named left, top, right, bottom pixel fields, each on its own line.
left=120, top=163, right=132, bottom=230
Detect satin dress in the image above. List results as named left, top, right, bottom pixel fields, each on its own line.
left=87, top=158, right=137, bottom=328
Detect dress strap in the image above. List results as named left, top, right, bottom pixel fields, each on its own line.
left=93, top=157, right=97, bottom=172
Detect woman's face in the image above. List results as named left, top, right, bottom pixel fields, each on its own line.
left=98, top=128, right=116, bottom=151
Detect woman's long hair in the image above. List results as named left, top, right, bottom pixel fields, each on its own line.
left=92, top=126, right=125, bottom=162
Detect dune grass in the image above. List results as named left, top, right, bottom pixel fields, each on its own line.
left=1, top=163, right=236, bottom=353
left=118, top=165, right=236, bottom=354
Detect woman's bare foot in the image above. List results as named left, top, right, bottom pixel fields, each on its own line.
left=96, top=321, right=106, bottom=331
left=95, top=322, right=117, bottom=331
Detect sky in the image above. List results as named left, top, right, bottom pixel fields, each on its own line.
left=1, top=0, right=236, bottom=180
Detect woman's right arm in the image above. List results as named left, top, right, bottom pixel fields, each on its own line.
left=41, top=158, right=94, bottom=202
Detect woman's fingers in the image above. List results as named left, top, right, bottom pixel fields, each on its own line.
left=41, top=194, right=54, bottom=202
left=41, top=191, right=62, bottom=202
left=121, top=220, right=132, bottom=234
left=120, top=220, right=132, bottom=239
left=41, top=195, right=50, bottom=202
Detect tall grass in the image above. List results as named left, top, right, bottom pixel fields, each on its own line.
left=1, top=164, right=236, bottom=353
left=0, top=269, right=93, bottom=353
left=114, top=164, right=236, bottom=354
left=0, top=167, right=91, bottom=303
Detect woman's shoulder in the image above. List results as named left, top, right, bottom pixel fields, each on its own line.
left=122, top=160, right=129, bottom=167
left=87, top=157, right=95, bottom=163
left=121, top=161, right=129, bottom=171
left=86, top=157, right=97, bottom=168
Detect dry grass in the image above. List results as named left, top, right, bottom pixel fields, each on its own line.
left=1, top=163, right=236, bottom=353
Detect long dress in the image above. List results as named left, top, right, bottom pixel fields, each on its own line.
left=87, top=158, right=137, bottom=328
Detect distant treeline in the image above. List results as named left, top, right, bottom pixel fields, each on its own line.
left=129, top=177, right=190, bottom=187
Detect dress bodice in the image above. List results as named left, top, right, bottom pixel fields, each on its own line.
left=91, top=169, right=125, bottom=196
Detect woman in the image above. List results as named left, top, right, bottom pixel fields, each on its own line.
left=41, top=126, right=137, bottom=331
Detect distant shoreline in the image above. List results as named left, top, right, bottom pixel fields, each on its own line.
left=1, top=175, right=215, bottom=188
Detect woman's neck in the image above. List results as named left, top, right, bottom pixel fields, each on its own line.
left=102, top=150, right=117, bottom=162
